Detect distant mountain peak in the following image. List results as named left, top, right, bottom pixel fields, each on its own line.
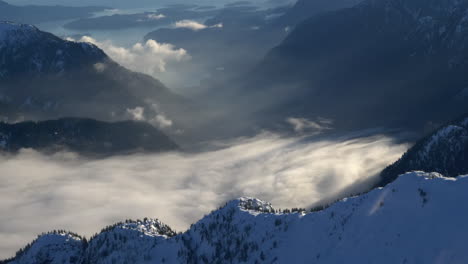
left=0, top=21, right=105, bottom=78
left=0, top=21, right=40, bottom=42
left=106, top=219, right=177, bottom=238
left=0, top=21, right=35, bottom=30
left=233, top=197, right=276, bottom=213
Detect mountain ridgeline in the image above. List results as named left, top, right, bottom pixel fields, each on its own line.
left=236, top=0, right=468, bottom=132
left=0, top=118, right=179, bottom=155
left=3, top=172, right=468, bottom=264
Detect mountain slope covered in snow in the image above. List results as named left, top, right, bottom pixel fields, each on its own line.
left=3, top=172, right=468, bottom=264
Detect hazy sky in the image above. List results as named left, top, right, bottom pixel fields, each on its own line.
left=5, top=0, right=296, bottom=8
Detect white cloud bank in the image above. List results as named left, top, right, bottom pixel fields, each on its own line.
left=73, top=36, right=190, bottom=75
left=0, top=132, right=408, bottom=259
left=174, top=20, right=223, bottom=31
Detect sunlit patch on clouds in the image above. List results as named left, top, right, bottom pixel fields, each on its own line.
left=126, top=105, right=173, bottom=129
left=0, top=131, right=408, bottom=258
left=174, top=20, right=223, bottom=31
left=69, top=36, right=190, bottom=76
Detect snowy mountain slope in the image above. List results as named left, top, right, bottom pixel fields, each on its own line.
left=5, top=232, right=84, bottom=264
left=4, top=172, right=468, bottom=263
left=380, top=114, right=468, bottom=186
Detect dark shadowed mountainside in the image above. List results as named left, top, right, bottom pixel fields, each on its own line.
left=232, top=0, right=468, bottom=133
left=379, top=114, right=468, bottom=186
left=275, top=0, right=363, bottom=27
left=0, top=22, right=200, bottom=142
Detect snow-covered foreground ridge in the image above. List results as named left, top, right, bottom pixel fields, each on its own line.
left=4, top=172, right=468, bottom=264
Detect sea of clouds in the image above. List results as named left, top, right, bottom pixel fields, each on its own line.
left=0, top=131, right=408, bottom=258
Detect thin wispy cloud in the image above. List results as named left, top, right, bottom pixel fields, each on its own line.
left=286, top=117, right=333, bottom=134
left=174, top=20, right=223, bottom=31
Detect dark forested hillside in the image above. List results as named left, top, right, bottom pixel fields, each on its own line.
left=0, top=118, right=179, bottom=155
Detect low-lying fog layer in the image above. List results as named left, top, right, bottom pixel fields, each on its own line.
left=0, top=132, right=408, bottom=259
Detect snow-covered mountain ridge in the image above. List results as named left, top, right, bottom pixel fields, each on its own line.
left=4, top=171, right=468, bottom=264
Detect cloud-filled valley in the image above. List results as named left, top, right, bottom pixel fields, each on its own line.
left=0, top=132, right=408, bottom=259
